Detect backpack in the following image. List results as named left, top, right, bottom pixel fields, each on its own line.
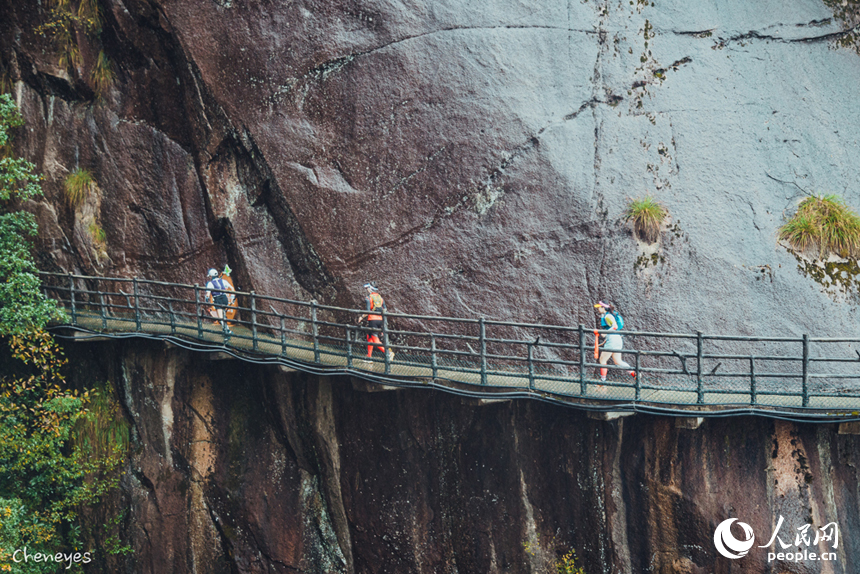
left=601, top=311, right=624, bottom=330
left=369, top=292, right=384, bottom=311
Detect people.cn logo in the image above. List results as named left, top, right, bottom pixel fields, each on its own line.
left=714, top=518, right=756, bottom=559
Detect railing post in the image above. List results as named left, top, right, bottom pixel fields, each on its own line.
left=431, top=334, right=438, bottom=379
left=280, top=315, right=287, bottom=356
left=527, top=343, right=535, bottom=391
left=750, top=356, right=757, bottom=406
left=478, top=318, right=487, bottom=385
left=346, top=326, right=353, bottom=368
left=133, top=277, right=141, bottom=332
left=168, top=301, right=176, bottom=335
left=634, top=350, right=641, bottom=401
left=579, top=324, right=586, bottom=395
left=250, top=291, right=258, bottom=351
left=195, top=284, right=203, bottom=339
left=100, top=292, right=107, bottom=330
left=382, top=308, right=391, bottom=375
left=311, top=301, right=320, bottom=364
left=802, top=334, right=809, bottom=407
left=696, top=331, right=704, bottom=405
left=68, top=273, right=77, bottom=326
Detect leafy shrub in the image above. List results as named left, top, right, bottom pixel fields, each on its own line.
left=624, top=196, right=667, bottom=244
left=778, top=194, right=860, bottom=259
left=524, top=537, right=587, bottom=574
left=0, top=333, right=124, bottom=571
left=0, top=94, right=62, bottom=335
left=63, top=167, right=96, bottom=208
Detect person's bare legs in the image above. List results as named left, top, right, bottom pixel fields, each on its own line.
left=599, top=351, right=634, bottom=380
left=610, top=352, right=635, bottom=377
left=599, top=350, right=612, bottom=381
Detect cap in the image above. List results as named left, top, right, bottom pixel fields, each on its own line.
left=363, top=282, right=378, bottom=292
left=594, top=301, right=609, bottom=309
left=207, top=268, right=219, bottom=278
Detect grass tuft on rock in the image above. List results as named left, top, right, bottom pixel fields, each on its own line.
left=64, top=167, right=96, bottom=208
left=779, top=194, right=860, bottom=259
left=624, top=196, right=667, bottom=244
left=90, top=50, right=114, bottom=98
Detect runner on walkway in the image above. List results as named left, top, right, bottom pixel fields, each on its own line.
left=205, top=268, right=236, bottom=335
left=594, top=301, right=635, bottom=382
left=360, top=282, right=395, bottom=361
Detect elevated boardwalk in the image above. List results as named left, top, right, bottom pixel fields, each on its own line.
left=42, top=272, right=860, bottom=423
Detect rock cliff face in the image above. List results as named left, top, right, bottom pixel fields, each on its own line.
left=1, top=0, right=859, bottom=331
left=68, top=339, right=859, bottom=573
left=2, top=0, right=860, bottom=572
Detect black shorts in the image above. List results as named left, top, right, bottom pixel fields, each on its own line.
left=366, top=319, right=383, bottom=337
left=213, top=294, right=229, bottom=308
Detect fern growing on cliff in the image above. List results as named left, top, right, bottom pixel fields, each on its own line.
left=624, top=196, right=667, bottom=244
left=779, top=194, right=860, bottom=259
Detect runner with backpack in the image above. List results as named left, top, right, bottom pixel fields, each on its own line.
left=360, top=282, right=395, bottom=362
left=205, top=268, right=236, bottom=335
left=594, top=301, right=636, bottom=382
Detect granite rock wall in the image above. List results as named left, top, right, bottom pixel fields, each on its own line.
left=68, top=339, right=860, bottom=573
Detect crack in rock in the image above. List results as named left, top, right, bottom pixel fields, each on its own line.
left=278, top=24, right=603, bottom=105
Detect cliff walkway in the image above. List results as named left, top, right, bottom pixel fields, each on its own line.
left=40, top=272, right=860, bottom=423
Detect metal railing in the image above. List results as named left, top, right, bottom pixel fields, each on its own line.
left=39, top=272, right=860, bottom=420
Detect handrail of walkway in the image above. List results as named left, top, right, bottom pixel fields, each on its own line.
left=38, top=272, right=860, bottom=422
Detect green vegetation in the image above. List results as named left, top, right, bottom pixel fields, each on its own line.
left=624, top=196, right=667, bottom=244
left=0, top=334, right=125, bottom=573
left=0, top=95, right=125, bottom=571
left=63, top=168, right=95, bottom=209
left=823, top=0, right=860, bottom=54
left=88, top=222, right=106, bottom=244
left=778, top=194, right=860, bottom=259
left=37, top=0, right=115, bottom=100
left=0, top=94, right=62, bottom=335
left=37, top=0, right=103, bottom=71
left=89, top=51, right=114, bottom=99
left=72, top=381, right=129, bottom=466
left=523, top=538, right=587, bottom=574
